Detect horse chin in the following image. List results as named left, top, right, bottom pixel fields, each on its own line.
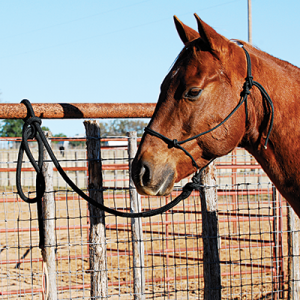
left=136, top=183, right=174, bottom=197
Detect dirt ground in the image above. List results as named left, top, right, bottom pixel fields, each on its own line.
left=0, top=187, right=290, bottom=300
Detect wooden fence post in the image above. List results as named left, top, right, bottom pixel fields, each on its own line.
left=288, top=203, right=300, bottom=300
left=75, top=151, right=79, bottom=187
left=200, top=162, right=221, bottom=300
left=127, top=131, right=145, bottom=300
left=84, top=120, right=108, bottom=298
left=41, top=131, right=58, bottom=300
left=7, top=152, right=11, bottom=186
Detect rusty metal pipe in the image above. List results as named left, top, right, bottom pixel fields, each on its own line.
left=0, top=103, right=156, bottom=119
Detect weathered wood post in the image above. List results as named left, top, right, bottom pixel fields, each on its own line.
left=75, top=151, right=79, bottom=187
left=288, top=203, right=300, bottom=300
left=7, top=152, right=11, bottom=186
left=41, top=131, right=58, bottom=300
left=84, top=120, right=108, bottom=298
left=114, top=151, right=118, bottom=189
left=200, top=162, right=221, bottom=300
left=127, top=131, right=145, bottom=300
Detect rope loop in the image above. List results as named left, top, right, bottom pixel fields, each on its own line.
left=17, top=101, right=46, bottom=248
left=17, top=109, right=45, bottom=204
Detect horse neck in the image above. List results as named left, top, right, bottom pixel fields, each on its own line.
left=241, top=45, right=300, bottom=214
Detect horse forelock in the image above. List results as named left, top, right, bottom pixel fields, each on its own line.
left=171, top=38, right=210, bottom=71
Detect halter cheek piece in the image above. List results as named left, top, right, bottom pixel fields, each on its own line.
left=145, top=46, right=274, bottom=170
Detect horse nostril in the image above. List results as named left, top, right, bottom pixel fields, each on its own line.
left=140, top=163, right=151, bottom=187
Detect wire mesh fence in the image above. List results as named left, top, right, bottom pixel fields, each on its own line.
left=0, top=135, right=298, bottom=299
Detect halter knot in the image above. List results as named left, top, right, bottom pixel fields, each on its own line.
left=244, top=75, right=253, bottom=95
left=192, top=174, right=200, bottom=185
left=23, top=116, right=42, bottom=140
left=171, top=139, right=179, bottom=148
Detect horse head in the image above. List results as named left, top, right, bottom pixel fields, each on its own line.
left=132, top=14, right=250, bottom=196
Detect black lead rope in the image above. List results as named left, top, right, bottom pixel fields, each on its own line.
left=17, top=99, right=203, bottom=224
left=16, top=45, right=274, bottom=247
left=145, top=46, right=274, bottom=169
left=16, top=102, right=46, bottom=248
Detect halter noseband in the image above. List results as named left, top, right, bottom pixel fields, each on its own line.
left=145, top=46, right=274, bottom=170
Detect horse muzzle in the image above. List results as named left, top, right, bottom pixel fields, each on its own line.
left=132, top=158, right=176, bottom=196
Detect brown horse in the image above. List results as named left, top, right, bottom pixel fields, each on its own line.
left=132, top=14, right=300, bottom=217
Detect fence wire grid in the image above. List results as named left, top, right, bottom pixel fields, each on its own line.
left=0, top=136, right=299, bottom=300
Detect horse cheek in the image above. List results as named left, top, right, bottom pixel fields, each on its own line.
left=211, top=123, right=228, bottom=141
left=208, top=123, right=238, bottom=156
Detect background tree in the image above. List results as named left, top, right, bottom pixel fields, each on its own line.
left=100, top=120, right=148, bottom=137
left=52, top=133, right=67, bottom=143
left=41, top=126, right=50, bottom=131
left=0, top=119, right=50, bottom=137
left=0, top=119, right=23, bottom=137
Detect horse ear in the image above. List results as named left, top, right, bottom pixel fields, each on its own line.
left=194, top=13, right=227, bottom=51
left=174, top=15, right=199, bottom=45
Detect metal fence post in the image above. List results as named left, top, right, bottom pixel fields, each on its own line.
left=200, top=162, right=221, bottom=300
left=127, top=131, right=145, bottom=300
left=41, top=131, right=58, bottom=300
left=84, top=120, right=108, bottom=298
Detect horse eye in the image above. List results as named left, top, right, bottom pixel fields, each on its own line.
left=184, top=88, right=203, bottom=100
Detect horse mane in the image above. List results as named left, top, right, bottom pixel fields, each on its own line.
left=238, top=40, right=300, bottom=77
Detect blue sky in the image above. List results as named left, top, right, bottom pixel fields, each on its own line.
left=0, top=0, right=299, bottom=136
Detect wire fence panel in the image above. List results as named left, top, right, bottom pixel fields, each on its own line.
left=0, top=137, right=296, bottom=299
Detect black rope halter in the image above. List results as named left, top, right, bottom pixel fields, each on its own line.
left=16, top=45, right=274, bottom=227
left=145, top=46, right=274, bottom=170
